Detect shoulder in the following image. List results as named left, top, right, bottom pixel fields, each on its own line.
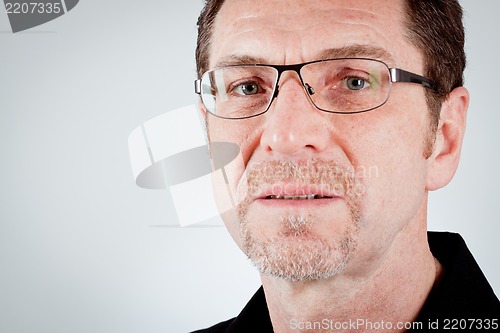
left=189, top=287, right=273, bottom=333
left=422, top=231, right=500, bottom=319
left=190, top=318, right=235, bottom=333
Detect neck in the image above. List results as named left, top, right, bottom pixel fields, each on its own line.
left=261, top=200, right=442, bottom=333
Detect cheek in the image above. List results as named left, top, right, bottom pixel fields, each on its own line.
left=348, top=98, right=430, bottom=232
left=207, top=116, right=264, bottom=244
left=207, top=116, right=263, bottom=190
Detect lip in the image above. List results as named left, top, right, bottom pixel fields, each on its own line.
left=255, top=196, right=341, bottom=207
left=250, top=183, right=344, bottom=203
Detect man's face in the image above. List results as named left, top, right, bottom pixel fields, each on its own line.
left=206, top=0, right=434, bottom=281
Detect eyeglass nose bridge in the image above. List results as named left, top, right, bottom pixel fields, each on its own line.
left=269, top=63, right=316, bottom=107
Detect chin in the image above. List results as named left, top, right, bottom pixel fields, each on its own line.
left=239, top=209, right=360, bottom=282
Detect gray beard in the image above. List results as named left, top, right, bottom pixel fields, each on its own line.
left=236, top=160, right=362, bottom=282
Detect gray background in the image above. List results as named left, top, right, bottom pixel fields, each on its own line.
left=0, top=1, right=498, bottom=332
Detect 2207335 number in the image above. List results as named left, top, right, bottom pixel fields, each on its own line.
left=5, top=2, right=62, bottom=14
left=443, top=318, right=499, bottom=330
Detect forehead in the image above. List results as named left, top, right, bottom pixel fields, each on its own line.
left=210, top=0, right=420, bottom=69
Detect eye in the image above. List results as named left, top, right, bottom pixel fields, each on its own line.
left=234, top=82, right=261, bottom=95
left=346, top=77, right=368, bottom=90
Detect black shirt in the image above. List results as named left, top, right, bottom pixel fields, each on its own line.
left=192, top=232, right=500, bottom=332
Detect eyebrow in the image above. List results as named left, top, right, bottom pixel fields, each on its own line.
left=316, top=45, right=395, bottom=64
left=213, top=44, right=395, bottom=68
left=215, top=55, right=269, bottom=68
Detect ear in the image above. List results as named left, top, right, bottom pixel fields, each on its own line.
left=198, top=100, right=207, bottom=118
left=426, top=87, right=469, bottom=191
left=197, top=100, right=211, bottom=145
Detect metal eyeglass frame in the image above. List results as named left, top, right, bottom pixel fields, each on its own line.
left=194, top=57, right=437, bottom=119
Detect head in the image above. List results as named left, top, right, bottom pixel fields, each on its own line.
left=196, top=0, right=468, bottom=281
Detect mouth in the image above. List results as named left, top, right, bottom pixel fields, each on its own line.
left=246, top=183, right=343, bottom=206
left=264, top=194, right=333, bottom=200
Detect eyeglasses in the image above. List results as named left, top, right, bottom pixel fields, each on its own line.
left=194, top=58, right=436, bottom=119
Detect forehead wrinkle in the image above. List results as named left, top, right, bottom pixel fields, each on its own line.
left=213, top=0, right=408, bottom=68
left=223, top=0, right=391, bottom=32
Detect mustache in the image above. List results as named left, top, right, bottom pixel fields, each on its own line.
left=237, top=159, right=363, bottom=201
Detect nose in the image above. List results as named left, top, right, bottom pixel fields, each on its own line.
left=260, top=73, right=330, bottom=156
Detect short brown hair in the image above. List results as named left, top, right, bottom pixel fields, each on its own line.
left=196, top=0, right=466, bottom=127
left=195, top=0, right=226, bottom=80
left=403, top=0, right=466, bottom=129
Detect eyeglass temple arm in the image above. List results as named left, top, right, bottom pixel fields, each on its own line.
left=390, top=68, right=436, bottom=90
left=194, top=79, right=202, bottom=94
